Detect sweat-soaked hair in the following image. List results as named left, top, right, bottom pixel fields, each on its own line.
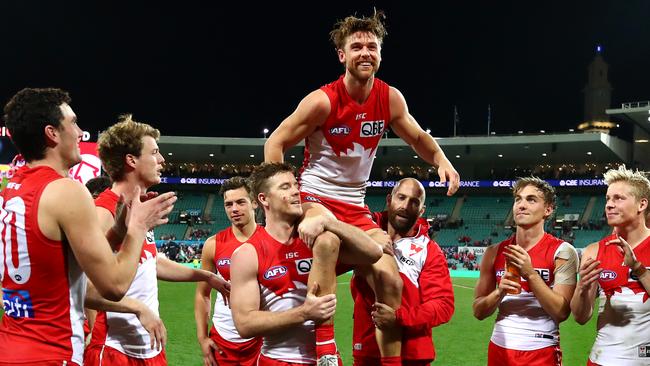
left=329, top=10, right=387, bottom=49
left=249, top=163, right=296, bottom=205
left=3, top=88, right=71, bottom=161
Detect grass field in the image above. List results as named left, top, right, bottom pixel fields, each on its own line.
left=158, top=274, right=598, bottom=366
left=0, top=274, right=598, bottom=365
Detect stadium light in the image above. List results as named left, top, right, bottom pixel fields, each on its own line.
left=542, top=153, right=547, bottom=157
left=250, top=154, right=255, bottom=158
left=425, top=128, right=431, bottom=134
left=413, top=155, right=418, bottom=159
left=263, top=128, right=269, bottom=138
left=540, top=130, right=545, bottom=133
left=498, top=154, right=503, bottom=158
left=167, top=152, right=173, bottom=156
left=209, top=153, right=214, bottom=157
left=455, top=155, right=460, bottom=158
left=569, top=128, right=574, bottom=132
left=587, top=151, right=592, bottom=155
left=290, top=155, right=296, bottom=158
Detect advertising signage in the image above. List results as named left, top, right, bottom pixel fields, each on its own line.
left=160, top=177, right=606, bottom=188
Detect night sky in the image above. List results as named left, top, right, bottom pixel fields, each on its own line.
left=1, top=1, right=649, bottom=139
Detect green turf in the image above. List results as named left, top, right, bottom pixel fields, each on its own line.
left=0, top=275, right=598, bottom=365
left=157, top=275, right=597, bottom=365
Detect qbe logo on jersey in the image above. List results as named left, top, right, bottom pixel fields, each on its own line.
left=2, top=289, right=34, bottom=319
left=295, top=258, right=313, bottom=275
left=360, top=120, right=385, bottom=137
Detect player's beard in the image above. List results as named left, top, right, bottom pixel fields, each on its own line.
left=348, top=60, right=379, bottom=82
left=388, top=210, right=417, bottom=235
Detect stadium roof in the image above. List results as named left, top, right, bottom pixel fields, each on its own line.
left=606, top=101, right=650, bottom=135
left=158, top=132, right=629, bottom=172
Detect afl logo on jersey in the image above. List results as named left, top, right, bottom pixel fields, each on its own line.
left=360, top=120, right=385, bottom=137
left=264, top=265, right=288, bottom=280
left=600, top=270, right=618, bottom=281
left=217, top=258, right=231, bottom=267
left=330, top=125, right=350, bottom=136
left=145, top=230, right=155, bottom=243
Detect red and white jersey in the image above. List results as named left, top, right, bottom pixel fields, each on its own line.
left=352, top=213, right=454, bottom=362
left=300, top=76, right=391, bottom=206
left=88, top=189, right=161, bottom=359
left=0, top=166, right=85, bottom=365
left=590, top=234, right=650, bottom=366
left=491, top=233, right=572, bottom=350
left=212, top=225, right=263, bottom=343
left=250, top=228, right=315, bottom=364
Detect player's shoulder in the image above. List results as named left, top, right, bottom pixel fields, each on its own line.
left=582, top=241, right=600, bottom=257
left=483, top=242, right=502, bottom=257
left=42, top=178, right=92, bottom=209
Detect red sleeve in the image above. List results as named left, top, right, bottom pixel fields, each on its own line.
left=394, top=241, right=455, bottom=332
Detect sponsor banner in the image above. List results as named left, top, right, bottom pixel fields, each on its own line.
left=459, top=246, right=487, bottom=256
left=158, top=177, right=608, bottom=188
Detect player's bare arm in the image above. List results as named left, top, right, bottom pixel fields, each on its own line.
left=473, top=244, right=518, bottom=320
left=156, top=255, right=229, bottom=295
left=230, top=244, right=336, bottom=338
left=570, top=242, right=601, bottom=324
left=388, top=87, right=459, bottom=196
left=40, top=179, right=175, bottom=301
left=504, top=244, right=577, bottom=323
left=264, top=90, right=331, bottom=163
left=193, top=236, right=221, bottom=366
left=85, top=280, right=167, bottom=351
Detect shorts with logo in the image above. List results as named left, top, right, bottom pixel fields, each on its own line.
left=300, top=192, right=379, bottom=232
left=84, top=345, right=167, bottom=366
left=209, top=326, right=261, bottom=366
left=488, top=341, right=561, bottom=366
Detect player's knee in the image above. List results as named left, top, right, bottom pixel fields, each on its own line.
left=312, top=231, right=341, bottom=258
left=374, top=260, right=403, bottom=298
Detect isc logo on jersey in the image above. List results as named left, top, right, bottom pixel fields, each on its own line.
left=264, top=265, right=288, bottom=280
left=217, top=258, right=231, bottom=267
left=600, top=270, right=618, bottom=281
left=360, top=120, right=385, bottom=137
left=330, top=125, right=350, bottom=136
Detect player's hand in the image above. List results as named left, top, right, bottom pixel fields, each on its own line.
left=503, top=245, right=535, bottom=280
left=576, top=256, right=602, bottom=294
left=606, top=233, right=639, bottom=269
left=298, top=215, right=329, bottom=248
left=497, top=277, right=521, bottom=296
left=371, top=302, right=397, bottom=330
left=199, top=336, right=221, bottom=366
left=113, top=190, right=162, bottom=237
left=129, top=187, right=177, bottom=231
left=301, top=282, right=336, bottom=322
left=437, top=160, right=460, bottom=196
left=375, top=230, right=394, bottom=256
left=206, top=273, right=231, bottom=307
left=136, top=303, right=167, bottom=351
